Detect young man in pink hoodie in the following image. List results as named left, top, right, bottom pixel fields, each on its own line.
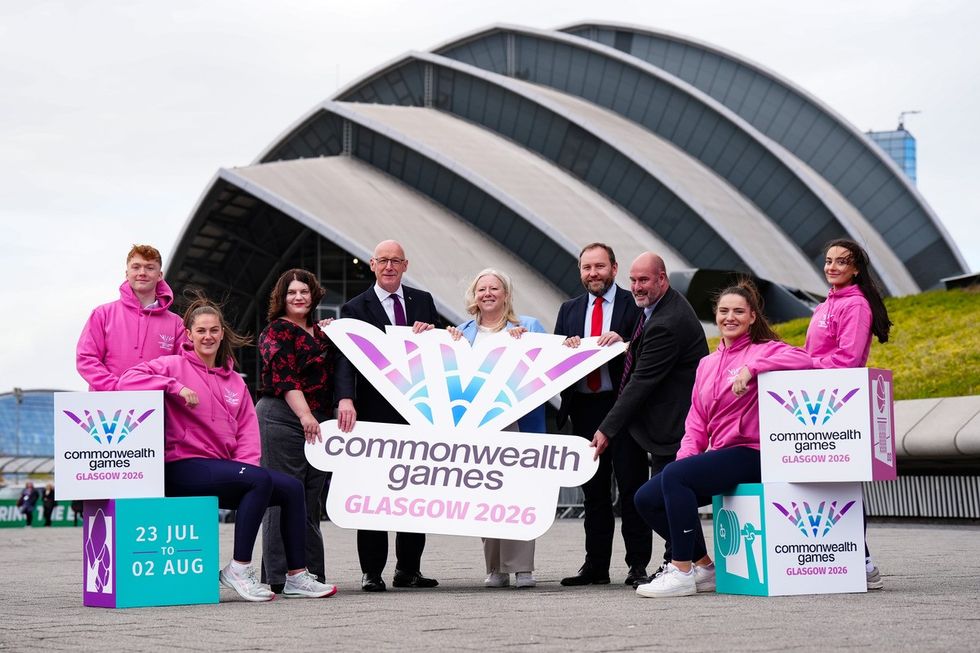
left=76, top=245, right=187, bottom=391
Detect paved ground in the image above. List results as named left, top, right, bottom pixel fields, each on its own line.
left=2, top=518, right=978, bottom=652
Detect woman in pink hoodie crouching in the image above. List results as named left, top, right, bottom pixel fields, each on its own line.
left=633, top=281, right=812, bottom=598
left=118, top=295, right=337, bottom=602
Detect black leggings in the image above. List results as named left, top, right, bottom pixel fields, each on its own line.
left=165, top=458, right=306, bottom=568
left=634, top=447, right=761, bottom=563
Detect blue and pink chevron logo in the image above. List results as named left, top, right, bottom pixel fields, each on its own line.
left=63, top=408, right=155, bottom=445
left=329, top=319, right=616, bottom=430
left=767, top=387, right=860, bottom=426
left=772, top=498, right=855, bottom=537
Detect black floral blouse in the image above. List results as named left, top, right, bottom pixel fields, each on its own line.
left=259, top=318, right=332, bottom=415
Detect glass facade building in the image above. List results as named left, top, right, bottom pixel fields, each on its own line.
left=867, top=128, right=917, bottom=184
left=0, top=390, right=59, bottom=457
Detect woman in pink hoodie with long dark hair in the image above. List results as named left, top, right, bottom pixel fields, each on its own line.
left=806, top=238, right=893, bottom=589
left=632, top=280, right=812, bottom=599
left=118, top=295, right=337, bottom=603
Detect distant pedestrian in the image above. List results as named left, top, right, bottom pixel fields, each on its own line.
left=71, top=499, right=84, bottom=526
left=42, top=483, right=56, bottom=526
left=17, top=482, right=39, bottom=526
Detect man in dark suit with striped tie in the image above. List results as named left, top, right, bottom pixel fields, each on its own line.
left=554, top=243, right=649, bottom=588
left=335, top=239, right=441, bottom=592
left=589, top=251, right=708, bottom=586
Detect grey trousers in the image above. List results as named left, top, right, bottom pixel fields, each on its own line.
left=257, top=397, right=327, bottom=584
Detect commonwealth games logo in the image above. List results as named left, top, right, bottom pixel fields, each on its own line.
left=772, top=499, right=855, bottom=537
left=63, top=408, right=155, bottom=445
left=766, top=387, right=860, bottom=426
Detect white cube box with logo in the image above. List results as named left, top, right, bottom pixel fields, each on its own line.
left=758, top=368, right=896, bottom=483
left=713, top=482, right=866, bottom=596
left=54, top=391, right=165, bottom=500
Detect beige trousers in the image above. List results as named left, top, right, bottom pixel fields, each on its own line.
left=483, top=537, right=535, bottom=573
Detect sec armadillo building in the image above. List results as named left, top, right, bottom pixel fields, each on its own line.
left=166, top=22, right=968, bottom=385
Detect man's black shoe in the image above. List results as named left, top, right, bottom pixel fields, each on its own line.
left=392, top=569, right=439, bottom=588
left=625, top=566, right=650, bottom=587
left=361, top=573, right=387, bottom=592
left=561, top=564, right=611, bottom=586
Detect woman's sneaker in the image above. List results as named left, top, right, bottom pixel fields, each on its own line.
left=515, top=572, right=537, bottom=588
left=693, top=563, right=716, bottom=592
left=283, top=570, right=338, bottom=598
left=219, top=564, right=275, bottom=602
left=635, top=563, right=696, bottom=598
left=484, top=571, right=510, bottom=588
left=866, top=566, right=884, bottom=590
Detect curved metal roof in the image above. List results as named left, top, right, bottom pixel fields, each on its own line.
left=561, top=21, right=968, bottom=288
left=170, top=21, right=970, bottom=372
left=334, top=50, right=824, bottom=292
left=430, top=24, right=921, bottom=294
left=176, top=156, right=567, bottom=331
left=330, top=100, right=688, bottom=289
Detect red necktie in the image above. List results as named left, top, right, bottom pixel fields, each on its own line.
left=586, top=296, right=603, bottom=392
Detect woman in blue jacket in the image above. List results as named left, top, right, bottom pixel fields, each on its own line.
left=449, top=268, right=546, bottom=588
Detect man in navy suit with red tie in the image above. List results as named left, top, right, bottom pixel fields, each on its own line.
left=554, top=243, right=653, bottom=587
left=335, top=239, right=441, bottom=592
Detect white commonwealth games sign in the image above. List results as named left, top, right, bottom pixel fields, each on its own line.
left=54, top=391, right=165, bottom=500
left=308, top=319, right=626, bottom=540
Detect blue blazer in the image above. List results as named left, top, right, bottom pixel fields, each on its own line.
left=456, top=315, right=547, bottom=433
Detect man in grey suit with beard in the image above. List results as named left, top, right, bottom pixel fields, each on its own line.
left=589, top=251, right=708, bottom=586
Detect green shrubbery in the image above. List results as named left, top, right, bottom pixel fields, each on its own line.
left=712, top=287, right=980, bottom=400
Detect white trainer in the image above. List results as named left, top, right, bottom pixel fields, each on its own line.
left=219, top=564, right=275, bottom=602
left=515, top=572, right=537, bottom=588
left=866, top=566, right=884, bottom=590
left=635, top=563, right=697, bottom=598
left=484, top=571, right=510, bottom=588
left=283, top=570, right=337, bottom=598
left=693, top=563, right=716, bottom=592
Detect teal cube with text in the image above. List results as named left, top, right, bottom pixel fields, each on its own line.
left=82, top=497, right=219, bottom=608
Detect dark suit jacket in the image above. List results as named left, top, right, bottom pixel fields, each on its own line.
left=598, top=286, right=708, bottom=456
left=553, top=285, right=641, bottom=429
left=334, top=284, right=439, bottom=424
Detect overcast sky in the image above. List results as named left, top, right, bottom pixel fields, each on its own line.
left=1, top=0, right=977, bottom=393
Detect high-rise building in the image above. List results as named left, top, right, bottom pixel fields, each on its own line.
left=867, top=126, right=917, bottom=184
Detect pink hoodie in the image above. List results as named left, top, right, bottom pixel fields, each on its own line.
left=117, top=344, right=260, bottom=465
left=804, top=284, right=873, bottom=369
left=76, top=280, right=188, bottom=391
left=676, top=334, right=812, bottom=459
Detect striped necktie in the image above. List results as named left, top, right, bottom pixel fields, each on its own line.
left=618, top=312, right=647, bottom=395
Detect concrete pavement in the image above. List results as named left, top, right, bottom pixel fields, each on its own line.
left=2, top=518, right=978, bottom=652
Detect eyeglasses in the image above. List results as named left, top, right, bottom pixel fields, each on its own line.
left=373, top=257, right=406, bottom=267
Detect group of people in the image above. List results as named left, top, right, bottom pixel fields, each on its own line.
left=75, top=235, right=891, bottom=601
left=15, top=482, right=57, bottom=526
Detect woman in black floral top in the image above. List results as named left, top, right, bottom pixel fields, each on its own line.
left=257, top=268, right=332, bottom=593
